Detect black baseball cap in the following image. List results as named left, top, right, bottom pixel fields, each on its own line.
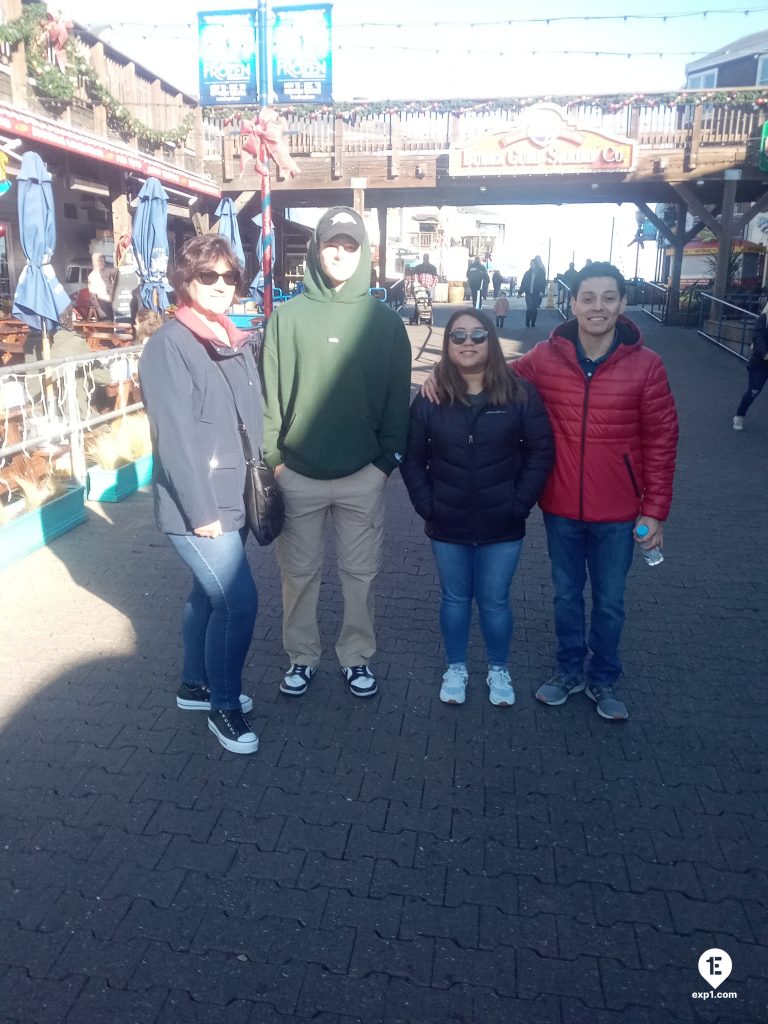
left=316, top=207, right=366, bottom=247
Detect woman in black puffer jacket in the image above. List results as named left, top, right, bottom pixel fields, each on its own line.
left=401, top=308, right=553, bottom=708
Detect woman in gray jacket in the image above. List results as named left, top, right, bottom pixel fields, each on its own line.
left=139, top=236, right=262, bottom=755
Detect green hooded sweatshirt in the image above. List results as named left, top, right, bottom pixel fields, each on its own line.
left=261, top=226, right=412, bottom=479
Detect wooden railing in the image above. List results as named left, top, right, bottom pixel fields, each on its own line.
left=208, top=96, right=762, bottom=164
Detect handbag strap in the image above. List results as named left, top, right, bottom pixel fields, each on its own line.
left=213, top=360, right=260, bottom=464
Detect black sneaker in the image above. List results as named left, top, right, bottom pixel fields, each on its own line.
left=280, top=664, right=317, bottom=697
left=177, top=683, right=253, bottom=714
left=342, top=665, right=377, bottom=698
left=207, top=709, right=259, bottom=754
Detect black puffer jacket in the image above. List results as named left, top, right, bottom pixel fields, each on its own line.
left=401, top=383, right=554, bottom=544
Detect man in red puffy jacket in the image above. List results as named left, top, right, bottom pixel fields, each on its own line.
left=515, top=262, right=678, bottom=721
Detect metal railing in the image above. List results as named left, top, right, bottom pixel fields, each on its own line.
left=639, top=282, right=670, bottom=324
left=0, top=347, right=143, bottom=490
left=697, top=293, right=758, bottom=360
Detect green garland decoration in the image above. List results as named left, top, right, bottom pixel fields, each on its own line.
left=208, top=87, right=768, bottom=125
left=1, top=4, right=193, bottom=147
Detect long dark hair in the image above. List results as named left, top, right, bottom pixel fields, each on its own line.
left=170, top=235, right=243, bottom=305
left=436, top=308, right=524, bottom=406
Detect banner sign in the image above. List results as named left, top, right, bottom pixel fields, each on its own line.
left=198, top=10, right=258, bottom=107
left=272, top=4, right=332, bottom=104
left=0, top=103, right=221, bottom=198
left=449, top=104, right=636, bottom=177
left=759, top=121, right=768, bottom=173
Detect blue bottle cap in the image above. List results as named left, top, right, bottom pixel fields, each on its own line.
left=636, top=524, right=649, bottom=537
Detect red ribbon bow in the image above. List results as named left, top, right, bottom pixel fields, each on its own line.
left=46, top=13, right=73, bottom=70
left=240, top=108, right=300, bottom=179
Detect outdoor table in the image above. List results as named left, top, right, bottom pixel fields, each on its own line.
left=80, top=321, right=135, bottom=352
left=0, top=318, right=30, bottom=366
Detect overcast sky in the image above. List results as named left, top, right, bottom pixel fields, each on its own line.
left=63, top=0, right=768, bottom=100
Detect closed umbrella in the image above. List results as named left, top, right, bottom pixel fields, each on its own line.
left=131, top=177, right=170, bottom=313
left=215, top=197, right=245, bottom=269
left=249, top=212, right=277, bottom=301
left=12, top=151, right=70, bottom=359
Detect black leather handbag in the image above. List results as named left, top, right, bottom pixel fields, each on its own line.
left=216, top=361, right=284, bottom=545
left=238, top=422, right=284, bottom=546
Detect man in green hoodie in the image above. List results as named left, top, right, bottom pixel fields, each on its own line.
left=262, top=207, right=412, bottom=699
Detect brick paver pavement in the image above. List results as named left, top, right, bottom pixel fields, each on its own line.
left=0, top=302, right=766, bottom=1023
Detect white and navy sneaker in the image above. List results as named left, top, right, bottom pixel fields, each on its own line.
left=342, top=664, right=377, bottom=698
left=207, top=709, right=259, bottom=754
left=177, top=683, right=253, bottom=714
left=280, top=663, right=317, bottom=697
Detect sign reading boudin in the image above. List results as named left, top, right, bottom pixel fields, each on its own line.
left=449, top=103, right=636, bottom=177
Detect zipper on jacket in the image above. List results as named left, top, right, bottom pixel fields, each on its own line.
left=578, top=378, right=591, bottom=520
left=623, top=453, right=641, bottom=497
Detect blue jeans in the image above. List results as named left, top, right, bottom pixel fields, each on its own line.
left=430, top=540, right=523, bottom=665
left=168, top=529, right=258, bottom=711
left=543, top=513, right=635, bottom=688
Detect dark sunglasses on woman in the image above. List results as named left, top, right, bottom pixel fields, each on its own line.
left=448, top=328, right=489, bottom=345
left=196, top=270, right=238, bottom=286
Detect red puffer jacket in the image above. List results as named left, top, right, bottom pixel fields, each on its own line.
left=513, top=317, right=678, bottom=523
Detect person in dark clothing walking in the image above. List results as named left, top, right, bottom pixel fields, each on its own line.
left=467, top=258, right=489, bottom=309
left=519, top=258, right=547, bottom=327
left=491, top=269, right=503, bottom=299
left=733, top=302, right=768, bottom=429
left=401, top=308, right=553, bottom=708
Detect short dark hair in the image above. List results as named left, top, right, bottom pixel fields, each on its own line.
left=170, top=235, right=243, bottom=305
left=437, top=308, right=525, bottom=406
left=572, top=261, right=626, bottom=299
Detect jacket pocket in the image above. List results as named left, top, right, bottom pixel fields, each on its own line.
left=622, top=453, right=640, bottom=497
left=208, top=450, right=245, bottom=512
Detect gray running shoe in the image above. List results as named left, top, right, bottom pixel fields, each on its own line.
left=585, top=683, right=629, bottom=721
left=535, top=670, right=585, bottom=706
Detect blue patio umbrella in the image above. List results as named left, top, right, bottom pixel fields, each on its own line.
left=215, top=197, right=245, bottom=269
left=131, top=177, right=170, bottom=313
left=12, top=151, right=70, bottom=355
left=249, top=211, right=277, bottom=300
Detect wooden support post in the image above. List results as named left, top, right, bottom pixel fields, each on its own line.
left=353, top=189, right=365, bottom=216
left=388, top=116, right=400, bottom=179
left=685, top=104, right=703, bottom=172
left=377, top=206, right=387, bottom=286
left=333, top=116, right=345, bottom=179
left=666, top=201, right=688, bottom=318
left=90, top=43, right=108, bottom=137
left=713, top=171, right=740, bottom=301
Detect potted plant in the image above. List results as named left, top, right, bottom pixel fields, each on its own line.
left=0, top=470, right=87, bottom=571
left=85, top=412, right=153, bottom=502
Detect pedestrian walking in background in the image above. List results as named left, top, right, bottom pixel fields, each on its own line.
left=494, top=291, right=510, bottom=329
left=415, top=253, right=438, bottom=299
left=261, top=207, right=412, bottom=701
left=492, top=269, right=503, bottom=299
left=402, top=308, right=553, bottom=708
left=139, top=236, right=261, bottom=756
left=733, top=301, right=768, bottom=430
left=467, top=257, right=489, bottom=309
left=519, top=258, right=547, bottom=327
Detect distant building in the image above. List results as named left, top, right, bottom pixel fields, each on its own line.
left=685, top=29, right=768, bottom=89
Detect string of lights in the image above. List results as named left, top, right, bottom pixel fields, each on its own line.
left=84, top=6, right=768, bottom=33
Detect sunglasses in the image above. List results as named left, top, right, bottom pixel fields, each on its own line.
left=448, top=328, right=489, bottom=345
left=196, top=270, right=238, bottom=286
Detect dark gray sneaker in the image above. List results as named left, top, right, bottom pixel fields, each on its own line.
left=535, top=670, right=585, bottom=706
left=208, top=709, right=259, bottom=754
left=177, top=683, right=253, bottom=714
left=585, top=683, right=629, bottom=721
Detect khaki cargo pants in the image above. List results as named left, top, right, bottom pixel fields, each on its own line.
left=275, top=463, right=387, bottom=668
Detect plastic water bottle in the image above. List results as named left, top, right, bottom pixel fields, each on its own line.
left=635, top=524, right=664, bottom=566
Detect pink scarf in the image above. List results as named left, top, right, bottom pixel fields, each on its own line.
left=174, top=305, right=249, bottom=349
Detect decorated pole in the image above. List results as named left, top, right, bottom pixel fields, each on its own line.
left=259, top=132, right=274, bottom=320
left=239, top=108, right=300, bottom=322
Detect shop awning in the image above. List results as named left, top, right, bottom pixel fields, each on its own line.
left=0, top=102, right=220, bottom=200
